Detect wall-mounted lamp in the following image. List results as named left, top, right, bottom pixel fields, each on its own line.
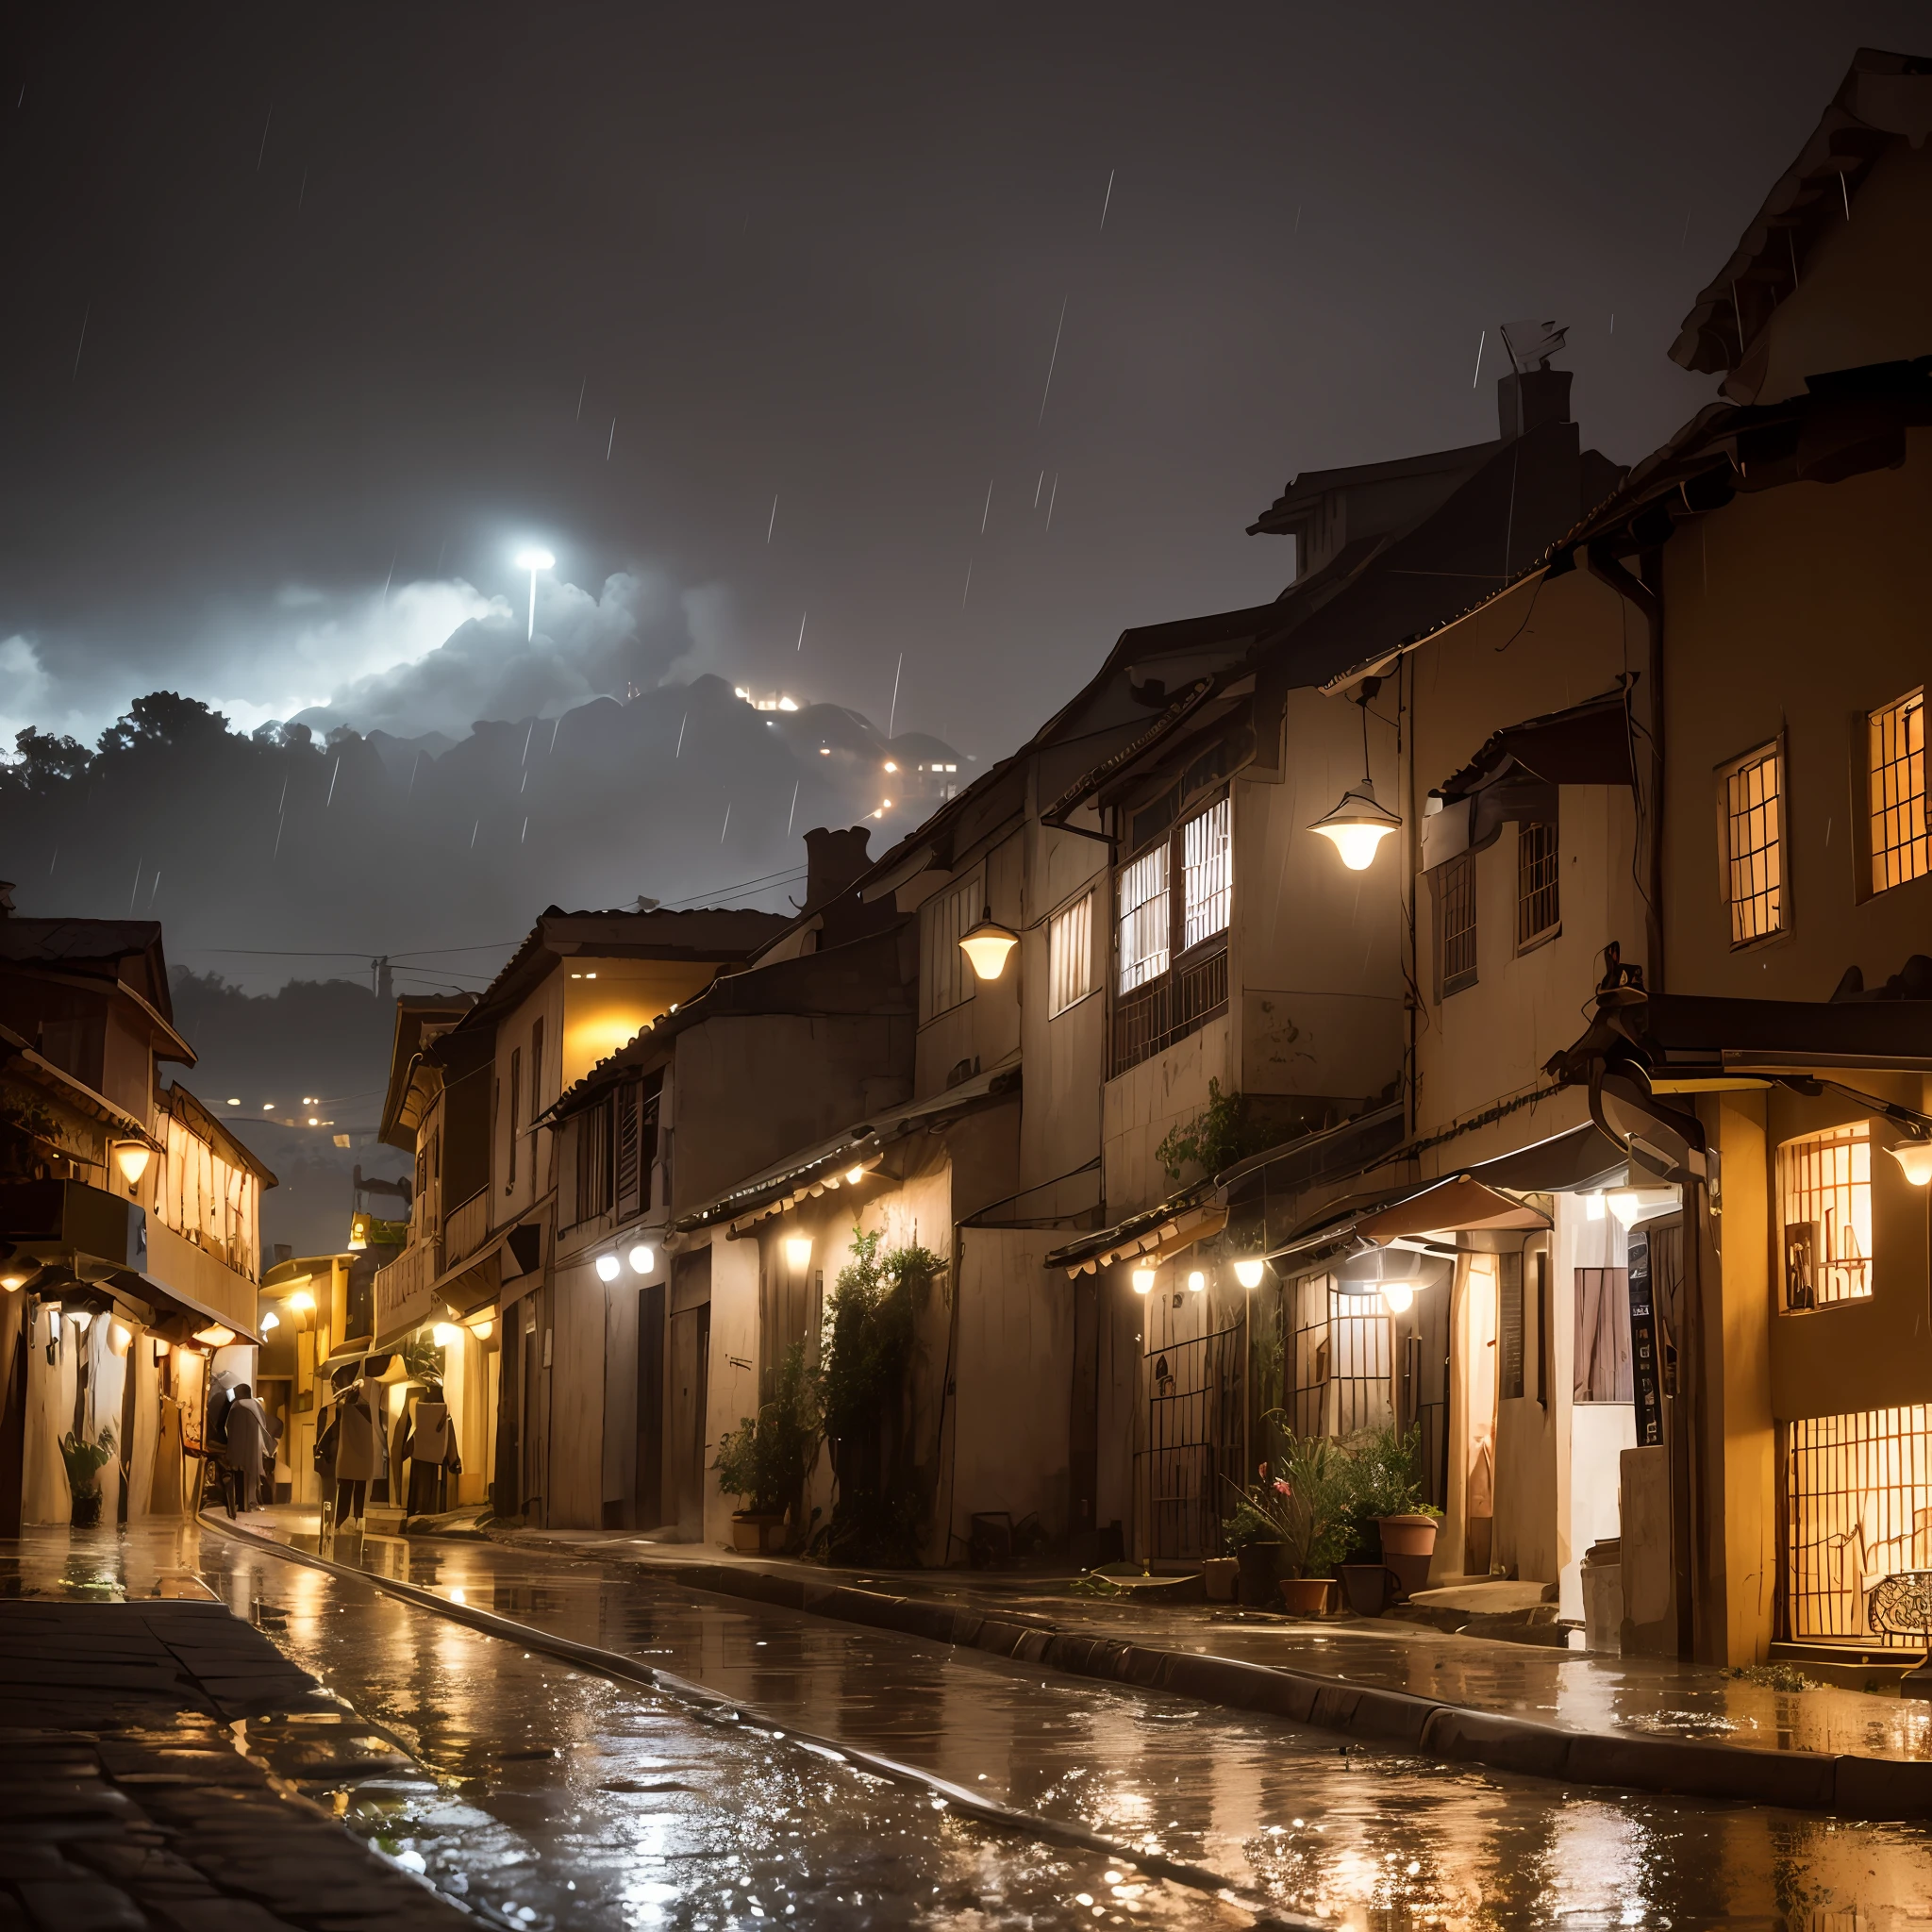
left=844, top=1165, right=866, bottom=1186
left=1131, top=1267, right=1157, bottom=1295
left=287, top=1290, right=316, bottom=1313
left=1889, top=1139, right=1932, bottom=1187
left=958, top=906, right=1020, bottom=981
left=347, top=1211, right=370, bottom=1252
left=627, top=1242, right=656, bottom=1274
left=432, top=1323, right=461, bottom=1348
left=1186, top=1270, right=1207, bottom=1294
left=1382, top=1283, right=1416, bottom=1315
left=1233, top=1258, right=1267, bottom=1291
left=0, top=1269, right=27, bottom=1293
left=1309, top=679, right=1401, bottom=872
left=469, top=1319, right=494, bottom=1341
left=595, top=1253, right=622, bottom=1283
left=113, top=1142, right=153, bottom=1191
left=193, top=1324, right=235, bottom=1348
left=784, top=1234, right=813, bottom=1272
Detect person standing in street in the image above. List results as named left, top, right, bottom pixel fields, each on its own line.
left=224, top=1385, right=273, bottom=1512
left=333, top=1373, right=379, bottom=1523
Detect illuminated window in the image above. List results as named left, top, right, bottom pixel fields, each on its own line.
left=1048, top=892, right=1093, bottom=1017
left=1780, top=1123, right=1873, bottom=1309
left=1869, top=690, right=1927, bottom=895
left=1438, top=851, right=1476, bottom=996
left=920, top=872, right=980, bottom=1021
left=1722, top=742, right=1785, bottom=945
left=1180, top=798, right=1232, bottom=953
left=1516, top=821, right=1559, bottom=947
left=1116, top=844, right=1169, bottom=993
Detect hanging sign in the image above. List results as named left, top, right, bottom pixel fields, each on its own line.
left=1626, top=1229, right=1664, bottom=1448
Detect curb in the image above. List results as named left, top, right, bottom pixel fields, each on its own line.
left=559, top=1544, right=1932, bottom=1820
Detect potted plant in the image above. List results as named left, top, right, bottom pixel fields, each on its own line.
left=1249, top=1421, right=1357, bottom=1614
left=1220, top=1480, right=1289, bottom=1607
left=716, top=1342, right=821, bottom=1554
left=60, top=1426, right=116, bottom=1529
left=1337, top=1422, right=1441, bottom=1601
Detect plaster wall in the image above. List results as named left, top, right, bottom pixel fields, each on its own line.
left=702, top=1230, right=761, bottom=1547
left=1661, top=439, right=1932, bottom=1003
left=544, top=1256, right=607, bottom=1527
left=1102, top=1015, right=1232, bottom=1218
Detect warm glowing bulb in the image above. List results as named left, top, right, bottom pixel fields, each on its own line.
left=784, top=1235, right=813, bottom=1272
left=628, top=1242, right=655, bottom=1274
left=1131, top=1268, right=1157, bottom=1295
left=884, top=760, right=897, bottom=774
left=288, top=1291, right=316, bottom=1312
left=1607, top=1190, right=1646, bottom=1226
left=0, top=1273, right=25, bottom=1293
left=1890, top=1141, right=1932, bottom=1187
left=260, top=1309, right=280, bottom=1331
left=1382, top=1283, right=1415, bottom=1315
left=1187, top=1270, right=1206, bottom=1293
left=958, top=914, right=1020, bottom=981
left=1585, top=1191, right=1607, bottom=1222
left=845, top=1165, right=866, bottom=1185
left=109, top=1322, right=131, bottom=1354
left=114, top=1143, right=152, bottom=1188
left=1313, top=822, right=1396, bottom=871
left=470, top=1320, right=494, bottom=1341
left=432, top=1323, right=461, bottom=1348
left=1233, top=1258, right=1266, bottom=1290
left=193, top=1324, right=235, bottom=1347
left=595, top=1254, right=622, bottom=1282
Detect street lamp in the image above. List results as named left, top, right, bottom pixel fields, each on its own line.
left=515, top=547, right=555, bottom=641
left=1310, top=679, right=1402, bottom=872
left=958, top=905, right=1019, bottom=981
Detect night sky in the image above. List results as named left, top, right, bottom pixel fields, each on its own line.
left=4, top=5, right=1926, bottom=888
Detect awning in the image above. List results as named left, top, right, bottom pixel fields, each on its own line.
left=112, top=1269, right=267, bottom=1347
left=428, top=1220, right=543, bottom=1322
left=1052, top=1199, right=1229, bottom=1279
left=1457, top=1123, right=1629, bottom=1196
left=1352, top=1174, right=1551, bottom=1244
left=676, top=1059, right=1022, bottom=1237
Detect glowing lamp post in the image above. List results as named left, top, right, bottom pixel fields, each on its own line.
left=515, top=547, right=555, bottom=641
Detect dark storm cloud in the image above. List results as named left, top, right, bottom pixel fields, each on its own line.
left=4, top=3, right=1927, bottom=947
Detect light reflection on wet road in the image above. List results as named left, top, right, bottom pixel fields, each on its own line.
left=189, top=1520, right=1932, bottom=1928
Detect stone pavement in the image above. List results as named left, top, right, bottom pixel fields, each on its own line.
left=0, top=1542, right=465, bottom=1932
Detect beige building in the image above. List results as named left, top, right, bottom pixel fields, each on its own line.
left=1, top=894, right=272, bottom=1530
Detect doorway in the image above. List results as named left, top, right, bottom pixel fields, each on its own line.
left=635, top=1282, right=666, bottom=1529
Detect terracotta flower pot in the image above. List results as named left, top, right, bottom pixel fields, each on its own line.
left=1278, top=1574, right=1334, bottom=1616
left=1338, top=1563, right=1395, bottom=1617
left=1376, top=1512, right=1439, bottom=1598
left=730, top=1511, right=788, bottom=1554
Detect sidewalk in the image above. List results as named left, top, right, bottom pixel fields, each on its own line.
left=0, top=1527, right=466, bottom=1932
left=441, top=1519, right=1932, bottom=1817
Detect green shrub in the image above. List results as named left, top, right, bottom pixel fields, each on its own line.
left=60, top=1425, right=116, bottom=1495
left=716, top=1341, right=822, bottom=1522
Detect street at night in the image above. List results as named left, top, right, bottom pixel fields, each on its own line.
left=8, top=8, right=1932, bottom=1927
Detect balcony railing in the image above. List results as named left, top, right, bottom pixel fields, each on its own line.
left=373, top=1234, right=443, bottom=1340
left=444, top=1189, right=490, bottom=1265
left=1111, top=945, right=1229, bottom=1077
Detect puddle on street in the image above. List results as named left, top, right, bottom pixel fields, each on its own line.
left=60, top=1519, right=1932, bottom=1928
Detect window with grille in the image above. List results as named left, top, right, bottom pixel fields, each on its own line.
left=920, top=872, right=981, bottom=1021
left=1438, top=851, right=1476, bottom=996
left=1722, top=742, right=1786, bottom=945
left=1869, top=690, right=1927, bottom=896
left=1181, top=798, right=1232, bottom=953
left=1779, top=1123, right=1873, bottom=1308
left=1117, top=844, right=1170, bottom=993
left=1048, top=891, right=1093, bottom=1017
left=574, top=1096, right=613, bottom=1225
left=1786, top=1406, right=1932, bottom=1643
left=1516, top=820, right=1559, bottom=947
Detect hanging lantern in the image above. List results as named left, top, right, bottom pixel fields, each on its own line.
left=1310, top=679, right=1402, bottom=871
left=958, top=905, right=1020, bottom=981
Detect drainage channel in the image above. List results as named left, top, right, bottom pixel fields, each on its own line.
left=203, top=1513, right=1328, bottom=1932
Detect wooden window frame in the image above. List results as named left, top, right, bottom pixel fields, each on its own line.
left=1716, top=735, right=1790, bottom=949
left=1515, top=818, right=1561, bottom=951
left=1865, top=688, right=1927, bottom=899
left=1436, top=849, right=1477, bottom=998
left=1047, top=890, right=1095, bottom=1018
left=920, top=869, right=982, bottom=1024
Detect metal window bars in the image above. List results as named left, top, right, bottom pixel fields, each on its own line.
left=1724, top=745, right=1785, bottom=944
left=1869, top=689, right=1927, bottom=895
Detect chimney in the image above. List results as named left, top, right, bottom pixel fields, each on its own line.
left=1496, top=367, right=1573, bottom=441
left=804, top=826, right=873, bottom=911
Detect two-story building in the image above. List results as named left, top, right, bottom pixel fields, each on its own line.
left=0, top=888, right=273, bottom=1531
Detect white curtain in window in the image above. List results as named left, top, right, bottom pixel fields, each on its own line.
left=1048, top=892, right=1092, bottom=1016
left=1182, top=798, right=1231, bottom=952
left=1117, top=845, right=1169, bottom=992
